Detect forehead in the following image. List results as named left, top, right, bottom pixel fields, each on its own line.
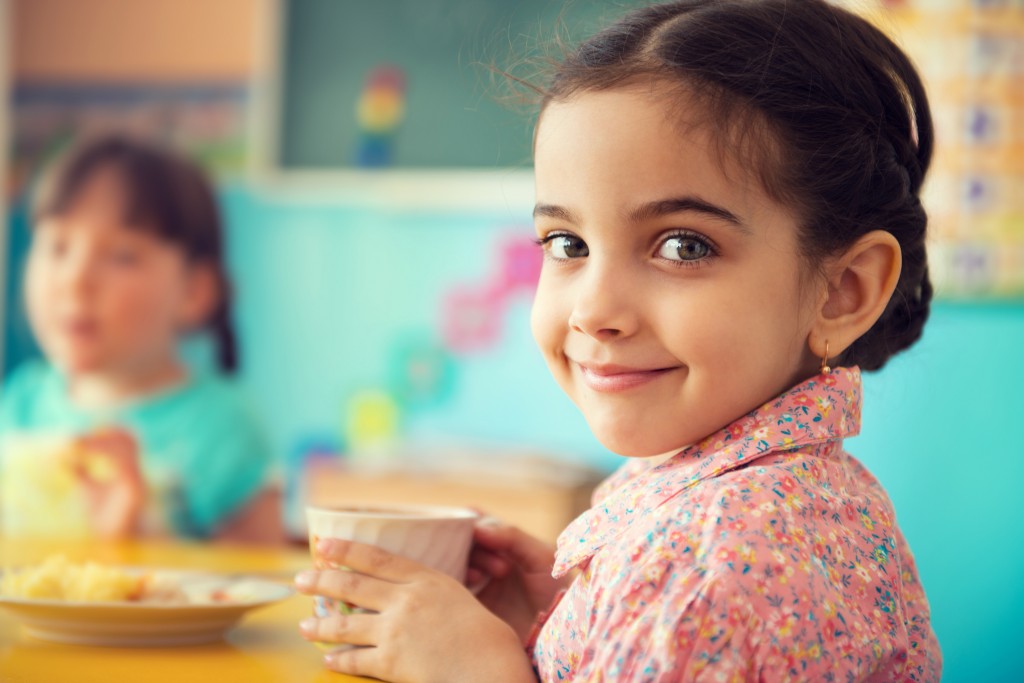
left=37, top=166, right=129, bottom=225
left=36, top=166, right=166, bottom=243
left=534, top=87, right=786, bottom=227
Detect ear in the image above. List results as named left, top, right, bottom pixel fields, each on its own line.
left=808, top=230, right=902, bottom=364
left=177, top=262, right=220, bottom=332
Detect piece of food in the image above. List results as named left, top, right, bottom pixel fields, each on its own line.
left=0, top=555, right=186, bottom=603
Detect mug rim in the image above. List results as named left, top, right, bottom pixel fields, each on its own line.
left=305, top=503, right=478, bottom=522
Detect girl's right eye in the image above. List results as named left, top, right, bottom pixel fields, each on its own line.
left=536, top=233, right=589, bottom=260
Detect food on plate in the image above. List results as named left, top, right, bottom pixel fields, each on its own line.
left=0, top=555, right=184, bottom=603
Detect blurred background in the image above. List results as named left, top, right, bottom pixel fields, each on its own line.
left=0, top=1, right=1021, bottom=680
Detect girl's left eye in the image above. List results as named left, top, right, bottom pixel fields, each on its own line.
left=657, top=234, right=714, bottom=263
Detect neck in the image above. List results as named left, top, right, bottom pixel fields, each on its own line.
left=68, top=355, right=188, bottom=411
left=646, top=447, right=687, bottom=467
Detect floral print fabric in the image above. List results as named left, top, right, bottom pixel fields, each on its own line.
left=531, top=367, right=941, bottom=682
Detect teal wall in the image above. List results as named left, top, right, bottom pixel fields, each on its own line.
left=852, top=302, right=1024, bottom=683
left=4, top=183, right=1023, bottom=680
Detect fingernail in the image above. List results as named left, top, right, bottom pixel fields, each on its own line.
left=295, top=570, right=317, bottom=590
left=324, top=652, right=338, bottom=667
left=316, top=538, right=334, bottom=555
left=478, top=516, right=502, bottom=528
left=299, top=617, right=317, bottom=634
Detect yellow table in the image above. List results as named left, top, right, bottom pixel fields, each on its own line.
left=0, top=538, right=372, bottom=683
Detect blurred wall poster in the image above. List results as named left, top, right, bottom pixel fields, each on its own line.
left=867, top=0, right=1024, bottom=298
left=8, top=82, right=249, bottom=197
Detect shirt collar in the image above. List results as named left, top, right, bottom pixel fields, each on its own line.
left=553, top=366, right=862, bottom=577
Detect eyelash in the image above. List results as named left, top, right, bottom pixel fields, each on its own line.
left=659, top=230, right=719, bottom=269
left=533, top=230, right=719, bottom=269
left=533, top=232, right=582, bottom=263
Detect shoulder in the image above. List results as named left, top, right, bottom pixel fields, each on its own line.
left=607, top=452, right=864, bottom=601
left=131, top=374, right=268, bottom=455
left=580, top=453, right=924, bottom=680
left=186, top=374, right=259, bottom=416
left=2, top=358, right=58, bottom=394
left=0, top=359, right=63, bottom=427
left=151, top=374, right=261, bottom=426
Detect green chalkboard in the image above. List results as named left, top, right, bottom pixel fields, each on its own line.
left=276, top=0, right=640, bottom=169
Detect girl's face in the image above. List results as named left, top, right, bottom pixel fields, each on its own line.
left=26, top=167, right=211, bottom=376
left=532, top=88, right=822, bottom=457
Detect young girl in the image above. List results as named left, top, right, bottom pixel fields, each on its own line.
left=294, top=1, right=941, bottom=680
left=0, top=135, right=279, bottom=543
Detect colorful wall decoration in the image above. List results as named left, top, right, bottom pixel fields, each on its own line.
left=354, top=65, right=407, bottom=168
left=863, top=0, right=1024, bottom=298
left=7, top=82, right=250, bottom=198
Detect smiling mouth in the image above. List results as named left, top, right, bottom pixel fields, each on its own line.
left=63, top=320, right=99, bottom=337
left=574, top=361, right=683, bottom=393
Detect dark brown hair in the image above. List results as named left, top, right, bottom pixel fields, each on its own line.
left=31, top=135, right=239, bottom=373
left=535, top=0, right=933, bottom=371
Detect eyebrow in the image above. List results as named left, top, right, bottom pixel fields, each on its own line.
left=628, top=197, right=750, bottom=234
left=532, top=203, right=579, bottom=223
left=533, top=196, right=751, bottom=235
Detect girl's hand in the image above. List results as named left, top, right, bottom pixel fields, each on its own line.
left=467, top=519, right=571, bottom=643
left=295, top=539, right=536, bottom=683
left=71, top=428, right=145, bottom=539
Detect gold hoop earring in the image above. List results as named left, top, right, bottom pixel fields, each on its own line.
left=820, top=340, right=831, bottom=375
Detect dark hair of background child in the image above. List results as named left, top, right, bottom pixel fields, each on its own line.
left=519, top=0, right=933, bottom=371
left=30, top=135, right=239, bottom=373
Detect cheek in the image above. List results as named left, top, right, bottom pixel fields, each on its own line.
left=530, top=272, right=566, bottom=358
left=713, top=269, right=807, bottom=374
left=24, top=256, right=54, bottom=325
left=653, top=268, right=805, bottom=371
left=101, top=269, right=183, bottom=332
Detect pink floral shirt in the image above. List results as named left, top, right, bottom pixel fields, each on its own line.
left=531, top=367, right=941, bottom=682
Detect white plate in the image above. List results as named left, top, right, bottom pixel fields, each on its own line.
left=0, top=569, right=293, bottom=647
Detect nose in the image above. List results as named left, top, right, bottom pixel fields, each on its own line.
left=568, top=255, right=639, bottom=341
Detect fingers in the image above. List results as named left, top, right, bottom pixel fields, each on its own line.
left=323, top=645, right=383, bottom=679
left=473, top=523, right=555, bottom=573
left=466, top=567, right=485, bottom=586
left=313, top=539, right=423, bottom=583
left=77, top=428, right=138, bottom=459
left=299, top=613, right=378, bottom=647
left=469, top=547, right=511, bottom=578
left=73, top=429, right=143, bottom=485
left=295, top=569, right=393, bottom=612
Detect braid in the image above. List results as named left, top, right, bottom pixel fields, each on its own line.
left=210, top=273, right=239, bottom=374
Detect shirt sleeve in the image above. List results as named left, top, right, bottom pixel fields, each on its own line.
left=0, top=360, right=49, bottom=432
left=565, top=563, right=766, bottom=683
left=170, top=390, right=273, bottom=538
left=558, top=550, right=926, bottom=683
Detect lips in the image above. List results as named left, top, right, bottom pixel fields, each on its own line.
left=574, top=360, right=682, bottom=393
left=62, top=318, right=100, bottom=339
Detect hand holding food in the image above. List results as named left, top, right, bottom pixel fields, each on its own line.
left=69, top=428, right=146, bottom=539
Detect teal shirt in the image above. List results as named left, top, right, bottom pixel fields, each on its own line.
left=0, top=360, right=272, bottom=538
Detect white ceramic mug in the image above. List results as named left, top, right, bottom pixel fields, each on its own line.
left=305, top=503, right=479, bottom=648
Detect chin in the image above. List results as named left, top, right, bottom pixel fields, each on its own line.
left=50, top=349, right=107, bottom=375
left=588, top=423, right=674, bottom=459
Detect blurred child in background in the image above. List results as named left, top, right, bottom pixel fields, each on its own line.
left=0, top=135, right=280, bottom=543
